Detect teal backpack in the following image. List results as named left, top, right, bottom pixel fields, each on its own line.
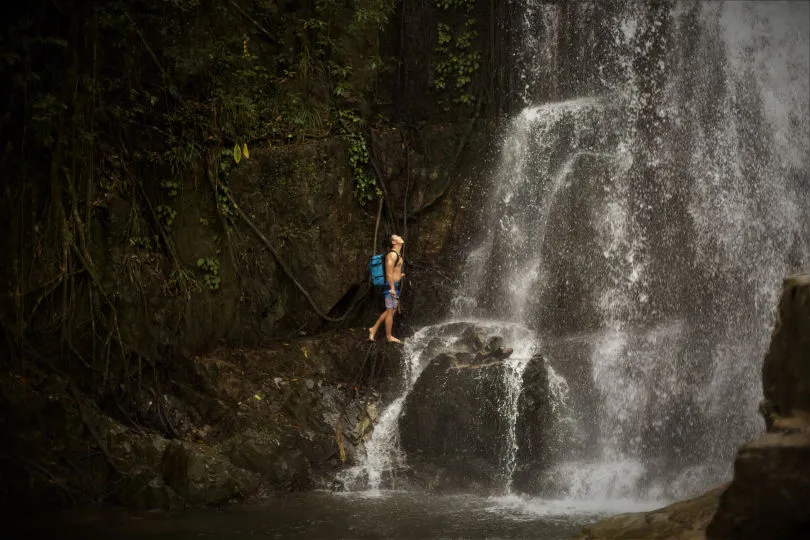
left=369, top=250, right=399, bottom=289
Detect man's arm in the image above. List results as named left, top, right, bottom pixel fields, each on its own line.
left=385, top=252, right=397, bottom=296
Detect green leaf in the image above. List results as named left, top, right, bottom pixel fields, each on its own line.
left=233, top=143, right=242, bottom=164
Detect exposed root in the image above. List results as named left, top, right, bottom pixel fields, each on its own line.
left=8, top=452, right=78, bottom=506
left=67, top=385, right=126, bottom=477
left=225, top=189, right=369, bottom=323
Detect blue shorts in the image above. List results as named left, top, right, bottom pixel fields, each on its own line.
left=383, top=284, right=400, bottom=310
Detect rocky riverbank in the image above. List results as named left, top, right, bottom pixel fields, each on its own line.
left=0, top=331, right=408, bottom=511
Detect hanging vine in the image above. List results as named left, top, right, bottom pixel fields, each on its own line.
left=434, top=0, right=481, bottom=107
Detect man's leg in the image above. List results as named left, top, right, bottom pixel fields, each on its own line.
left=385, top=308, right=400, bottom=343
left=369, top=310, right=387, bottom=341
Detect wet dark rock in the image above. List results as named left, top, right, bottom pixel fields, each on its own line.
left=706, top=432, right=810, bottom=540
left=161, top=440, right=260, bottom=505
left=573, top=485, right=726, bottom=540
left=760, top=274, right=810, bottom=427
left=484, top=336, right=504, bottom=353
left=0, top=330, right=385, bottom=510
left=220, top=429, right=311, bottom=490
left=460, top=326, right=485, bottom=352
left=398, top=324, right=557, bottom=492
left=403, top=457, right=500, bottom=494
left=399, top=352, right=510, bottom=491
left=513, top=354, right=553, bottom=493
left=487, top=347, right=514, bottom=360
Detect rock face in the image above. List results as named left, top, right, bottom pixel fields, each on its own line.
left=161, top=441, right=260, bottom=506
left=399, top=352, right=510, bottom=489
left=706, top=274, right=810, bottom=539
left=706, top=432, right=810, bottom=539
left=398, top=325, right=552, bottom=492
left=513, top=354, right=553, bottom=493
left=761, top=274, right=810, bottom=424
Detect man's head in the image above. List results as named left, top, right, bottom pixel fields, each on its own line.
left=389, top=234, right=405, bottom=249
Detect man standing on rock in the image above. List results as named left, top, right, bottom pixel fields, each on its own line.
left=369, top=234, right=405, bottom=343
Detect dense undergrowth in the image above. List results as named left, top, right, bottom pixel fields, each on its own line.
left=0, top=0, right=498, bottom=508
left=0, top=0, right=403, bottom=391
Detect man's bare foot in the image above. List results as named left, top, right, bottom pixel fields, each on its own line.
left=386, top=337, right=402, bottom=344
left=368, top=328, right=376, bottom=342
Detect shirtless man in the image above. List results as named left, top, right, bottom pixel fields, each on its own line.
left=368, top=234, right=405, bottom=343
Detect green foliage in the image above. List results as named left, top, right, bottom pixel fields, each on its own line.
left=336, top=108, right=379, bottom=206
left=350, top=0, right=397, bottom=32
left=346, top=132, right=380, bottom=206
left=216, top=184, right=235, bottom=224
left=156, top=204, right=178, bottom=229
left=128, top=236, right=155, bottom=251
left=434, top=1, right=481, bottom=106
left=164, top=141, right=202, bottom=176
left=0, top=0, right=401, bottom=398
left=196, top=256, right=221, bottom=291
left=161, top=180, right=180, bottom=197
left=435, top=0, right=475, bottom=8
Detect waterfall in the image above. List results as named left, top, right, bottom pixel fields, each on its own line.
left=340, top=0, right=808, bottom=506
left=460, top=0, right=809, bottom=501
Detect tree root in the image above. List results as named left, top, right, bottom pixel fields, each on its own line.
left=224, top=189, right=369, bottom=323
left=371, top=99, right=483, bottom=219
left=8, top=452, right=77, bottom=506
left=67, top=385, right=126, bottom=477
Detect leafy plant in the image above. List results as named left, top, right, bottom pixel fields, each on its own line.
left=196, top=256, right=221, bottom=291
left=156, top=205, right=178, bottom=229
left=435, top=0, right=474, bottom=9
left=215, top=184, right=235, bottom=224
left=434, top=1, right=481, bottom=106
left=161, top=180, right=180, bottom=197
left=346, top=132, right=380, bottom=206
left=129, top=236, right=155, bottom=251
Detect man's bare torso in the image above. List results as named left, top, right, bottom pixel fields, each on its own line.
left=387, top=250, right=404, bottom=283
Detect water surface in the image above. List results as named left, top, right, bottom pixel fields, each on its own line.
left=14, top=490, right=661, bottom=540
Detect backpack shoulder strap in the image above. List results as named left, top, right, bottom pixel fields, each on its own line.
left=387, top=250, right=400, bottom=266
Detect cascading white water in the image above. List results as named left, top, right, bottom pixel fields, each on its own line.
left=341, top=0, right=808, bottom=510
left=458, top=0, right=809, bottom=503
left=493, top=328, right=536, bottom=491
left=337, top=325, right=447, bottom=492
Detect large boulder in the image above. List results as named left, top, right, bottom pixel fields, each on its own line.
left=760, top=274, right=810, bottom=424
left=398, top=325, right=554, bottom=492
left=219, top=429, right=311, bottom=490
left=706, top=432, right=810, bottom=539
left=399, top=352, right=511, bottom=490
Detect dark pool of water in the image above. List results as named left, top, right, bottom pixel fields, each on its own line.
left=9, top=491, right=657, bottom=540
